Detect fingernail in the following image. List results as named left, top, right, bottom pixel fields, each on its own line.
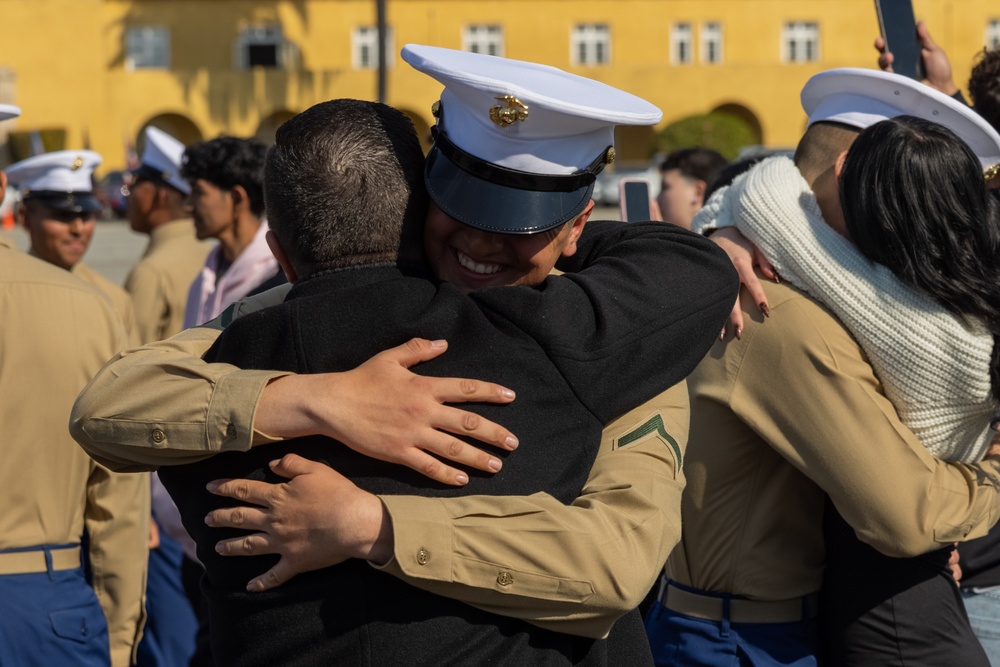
left=488, top=458, right=502, bottom=472
left=735, top=326, right=743, bottom=340
left=455, top=473, right=469, bottom=485
left=430, top=339, right=446, bottom=348
left=773, top=275, right=780, bottom=284
left=500, top=388, right=515, bottom=399
left=760, top=303, right=771, bottom=318
left=268, top=460, right=280, bottom=469
left=206, top=481, right=219, bottom=492
left=504, top=436, right=519, bottom=450
left=247, top=580, right=263, bottom=593
left=215, top=542, right=225, bottom=554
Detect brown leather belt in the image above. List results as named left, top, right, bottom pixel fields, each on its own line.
left=0, top=546, right=81, bottom=575
left=661, top=582, right=819, bottom=624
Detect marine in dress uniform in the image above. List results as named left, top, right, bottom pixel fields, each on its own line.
left=125, top=126, right=210, bottom=345
left=0, top=105, right=149, bottom=667
left=8, top=149, right=138, bottom=344
left=645, top=70, right=1000, bottom=666
left=74, top=47, right=737, bottom=665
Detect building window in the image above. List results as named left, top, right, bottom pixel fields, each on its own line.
left=463, top=24, right=504, bottom=56
left=987, top=19, right=1000, bottom=49
left=782, top=21, right=820, bottom=63
left=671, top=23, right=693, bottom=65
left=352, top=26, right=395, bottom=70
left=235, top=25, right=288, bottom=69
left=701, top=22, right=723, bottom=64
left=125, top=26, right=170, bottom=70
left=571, top=24, right=610, bottom=66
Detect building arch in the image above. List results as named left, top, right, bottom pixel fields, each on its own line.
left=710, top=103, right=764, bottom=146
left=255, top=109, right=298, bottom=145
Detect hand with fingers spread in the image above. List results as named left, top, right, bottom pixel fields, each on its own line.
left=709, top=228, right=777, bottom=339
left=255, top=338, right=518, bottom=486
left=875, top=21, right=959, bottom=96
left=206, top=453, right=392, bottom=593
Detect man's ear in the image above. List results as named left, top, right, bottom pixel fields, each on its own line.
left=560, top=199, right=595, bottom=258
left=833, top=150, right=849, bottom=186
left=693, top=179, right=708, bottom=207
left=265, top=230, right=299, bottom=284
left=16, top=201, right=29, bottom=231
left=230, top=184, right=249, bottom=214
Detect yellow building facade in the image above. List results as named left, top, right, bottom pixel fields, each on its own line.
left=0, top=0, right=997, bottom=171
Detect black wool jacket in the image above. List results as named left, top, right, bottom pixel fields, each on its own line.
left=159, top=219, right=738, bottom=667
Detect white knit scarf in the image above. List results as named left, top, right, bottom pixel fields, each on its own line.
left=692, top=156, right=997, bottom=463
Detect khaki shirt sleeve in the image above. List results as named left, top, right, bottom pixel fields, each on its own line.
left=86, top=461, right=151, bottom=666
left=377, top=382, right=688, bottom=638
left=730, top=295, right=1000, bottom=557
left=70, top=325, right=289, bottom=472
left=124, top=262, right=166, bottom=346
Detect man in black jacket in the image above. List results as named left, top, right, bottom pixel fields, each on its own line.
left=156, top=46, right=736, bottom=666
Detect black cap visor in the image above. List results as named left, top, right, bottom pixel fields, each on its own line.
left=25, top=191, right=101, bottom=214
left=425, top=146, right=595, bottom=235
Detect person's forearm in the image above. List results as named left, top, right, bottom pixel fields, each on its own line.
left=71, top=326, right=288, bottom=471
left=377, top=385, right=688, bottom=638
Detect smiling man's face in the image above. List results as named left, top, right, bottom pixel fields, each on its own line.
left=21, top=201, right=96, bottom=270
left=421, top=202, right=591, bottom=293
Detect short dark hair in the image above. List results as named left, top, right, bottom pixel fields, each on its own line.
left=703, top=156, right=767, bottom=202
left=839, top=115, right=1000, bottom=396
left=660, top=148, right=728, bottom=184
left=263, top=99, right=428, bottom=275
left=969, top=47, right=1000, bottom=133
left=182, top=136, right=267, bottom=217
left=793, top=121, right=859, bottom=182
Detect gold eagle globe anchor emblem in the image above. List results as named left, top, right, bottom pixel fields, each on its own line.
left=489, top=96, right=529, bottom=127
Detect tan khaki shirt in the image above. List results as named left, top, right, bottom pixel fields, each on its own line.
left=2, top=241, right=150, bottom=666
left=72, top=262, right=139, bottom=347
left=71, top=290, right=686, bottom=638
left=124, top=218, right=210, bottom=344
left=668, top=279, right=1000, bottom=602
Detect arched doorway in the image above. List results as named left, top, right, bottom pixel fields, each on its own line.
left=710, top=103, right=764, bottom=146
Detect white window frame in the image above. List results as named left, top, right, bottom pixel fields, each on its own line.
left=987, top=19, right=1000, bottom=49
left=352, top=26, right=395, bottom=70
left=234, top=25, right=291, bottom=70
left=125, top=26, right=171, bottom=71
left=463, top=24, right=504, bottom=57
left=782, top=21, right=820, bottom=63
left=701, top=21, right=723, bottom=64
left=571, top=24, right=611, bottom=66
left=670, top=22, right=693, bottom=65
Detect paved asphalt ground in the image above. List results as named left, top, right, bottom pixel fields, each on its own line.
left=0, top=206, right=622, bottom=287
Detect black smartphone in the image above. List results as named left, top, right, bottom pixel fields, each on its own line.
left=619, top=179, right=652, bottom=222
left=875, top=0, right=924, bottom=80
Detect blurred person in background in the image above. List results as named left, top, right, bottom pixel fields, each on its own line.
left=0, top=104, right=149, bottom=667
left=9, top=149, right=137, bottom=343
left=125, top=126, right=209, bottom=345
left=181, top=135, right=282, bottom=329
left=655, top=147, right=728, bottom=229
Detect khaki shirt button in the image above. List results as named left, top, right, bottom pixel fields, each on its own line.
left=151, top=428, right=166, bottom=445
left=497, top=571, right=514, bottom=587
left=416, top=548, right=430, bottom=565
left=226, top=424, right=237, bottom=439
